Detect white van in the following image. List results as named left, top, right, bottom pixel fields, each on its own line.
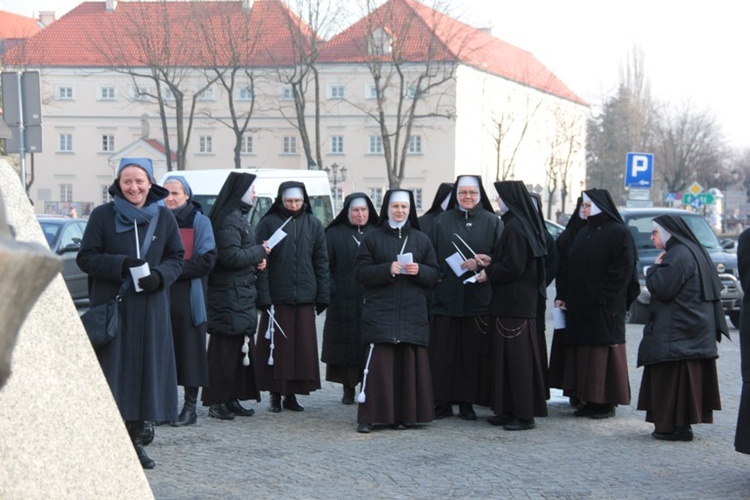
left=158, top=168, right=335, bottom=227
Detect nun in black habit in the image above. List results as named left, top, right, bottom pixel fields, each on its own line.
left=353, top=189, right=440, bottom=433
left=637, top=214, right=726, bottom=441
left=321, top=193, right=379, bottom=404
left=485, top=181, right=548, bottom=430
left=202, top=172, right=270, bottom=420
left=556, top=189, right=635, bottom=419
left=255, top=181, right=330, bottom=412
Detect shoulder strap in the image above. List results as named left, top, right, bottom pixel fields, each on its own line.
left=140, top=209, right=161, bottom=259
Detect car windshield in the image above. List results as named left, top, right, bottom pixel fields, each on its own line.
left=625, top=213, right=722, bottom=250
left=38, top=221, right=62, bottom=247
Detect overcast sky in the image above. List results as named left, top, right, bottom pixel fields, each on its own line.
left=4, top=0, right=747, bottom=149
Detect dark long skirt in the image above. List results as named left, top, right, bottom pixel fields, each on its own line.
left=256, top=304, right=321, bottom=395
left=548, top=328, right=567, bottom=389
left=326, top=365, right=361, bottom=387
left=489, top=317, right=548, bottom=420
left=560, top=344, right=631, bottom=405
left=357, top=343, right=434, bottom=425
left=738, top=381, right=750, bottom=454
left=201, top=333, right=260, bottom=406
left=428, top=314, right=491, bottom=406
left=637, top=359, right=721, bottom=433
left=170, top=280, right=209, bottom=388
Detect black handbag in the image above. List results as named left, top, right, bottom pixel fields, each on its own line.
left=81, top=211, right=160, bottom=349
left=81, top=283, right=126, bottom=349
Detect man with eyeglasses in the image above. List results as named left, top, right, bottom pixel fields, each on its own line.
left=427, top=175, right=502, bottom=420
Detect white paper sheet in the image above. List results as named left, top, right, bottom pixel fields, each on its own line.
left=267, top=228, right=287, bottom=249
left=445, top=251, right=467, bottom=277
left=553, top=307, right=566, bottom=329
left=397, top=252, right=413, bottom=274
left=130, top=262, right=151, bottom=293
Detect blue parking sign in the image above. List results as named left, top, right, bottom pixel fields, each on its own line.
left=625, top=153, right=654, bottom=188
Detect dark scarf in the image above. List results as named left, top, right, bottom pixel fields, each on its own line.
left=111, top=183, right=166, bottom=233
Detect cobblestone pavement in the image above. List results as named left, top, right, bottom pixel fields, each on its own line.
left=145, top=310, right=750, bottom=499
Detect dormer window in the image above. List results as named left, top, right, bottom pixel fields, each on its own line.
left=368, top=28, right=392, bottom=56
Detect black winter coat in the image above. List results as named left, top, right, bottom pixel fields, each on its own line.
left=207, top=206, right=267, bottom=336
left=637, top=241, right=718, bottom=367
left=255, top=209, right=330, bottom=307
left=321, top=222, right=374, bottom=366
left=430, top=206, right=502, bottom=317
left=561, top=213, right=635, bottom=345
left=488, top=212, right=540, bottom=318
left=354, top=224, right=439, bottom=347
left=77, top=203, right=184, bottom=421
left=735, top=228, right=750, bottom=453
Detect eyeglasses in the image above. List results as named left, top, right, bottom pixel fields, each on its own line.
left=651, top=230, right=659, bottom=235
left=458, top=190, right=479, bottom=197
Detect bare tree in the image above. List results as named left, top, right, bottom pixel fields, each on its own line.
left=193, top=3, right=262, bottom=169
left=488, top=96, right=542, bottom=181
left=546, top=109, right=584, bottom=216
left=91, top=1, right=220, bottom=170
left=347, top=0, right=475, bottom=188
left=650, top=102, right=724, bottom=193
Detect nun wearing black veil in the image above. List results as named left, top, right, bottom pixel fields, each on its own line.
left=637, top=214, right=726, bottom=441
left=485, top=181, right=548, bottom=430
left=202, top=172, right=270, bottom=420
left=353, top=189, right=440, bottom=433
left=556, top=188, right=635, bottom=420
left=321, top=193, right=379, bottom=404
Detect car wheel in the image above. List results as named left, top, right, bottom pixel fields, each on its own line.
left=729, top=311, right=741, bottom=329
left=628, top=300, right=649, bottom=324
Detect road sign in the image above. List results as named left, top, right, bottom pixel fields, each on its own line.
left=625, top=152, right=654, bottom=188
left=665, top=192, right=677, bottom=202
left=687, top=182, right=703, bottom=195
left=682, top=193, right=714, bottom=207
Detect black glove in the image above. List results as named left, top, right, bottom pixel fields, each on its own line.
left=258, top=303, right=270, bottom=313
left=122, top=258, right=145, bottom=275
left=138, top=271, right=162, bottom=292
left=315, top=303, right=328, bottom=315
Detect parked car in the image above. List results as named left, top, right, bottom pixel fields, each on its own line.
left=619, top=207, right=742, bottom=327
left=36, top=215, right=88, bottom=302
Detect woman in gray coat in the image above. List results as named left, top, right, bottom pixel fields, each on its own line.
left=637, top=214, right=727, bottom=441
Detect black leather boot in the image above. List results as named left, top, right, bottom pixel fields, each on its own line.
left=172, top=387, right=198, bottom=427
left=283, top=394, right=304, bottom=412
left=342, top=386, right=355, bottom=405
left=141, top=421, right=154, bottom=446
left=269, top=392, right=282, bottom=413
left=127, top=421, right=155, bottom=469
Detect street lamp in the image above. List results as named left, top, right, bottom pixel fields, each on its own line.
left=324, top=162, right=347, bottom=210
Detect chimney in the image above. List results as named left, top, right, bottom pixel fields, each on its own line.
left=106, top=0, right=118, bottom=12
left=38, top=11, right=56, bottom=27
left=242, top=0, right=254, bottom=12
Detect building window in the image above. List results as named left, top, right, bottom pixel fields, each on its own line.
left=333, top=186, right=343, bottom=208
left=130, top=84, right=151, bottom=101
left=281, top=86, right=294, bottom=101
left=101, top=184, right=111, bottom=204
left=98, top=86, right=115, bottom=100
left=408, top=135, right=422, bottom=154
left=413, top=188, right=423, bottom=211
left=237, top=86, right=254, bottom=101
left=283, top=136, right=297, bottom=154
left=368, top=135, right=383, bottom=154
left=101, top=134, right=115, bottom=152
left=241, top=135, right=254, bottom=154
left=197, top=86, right=215, bottom=101
left=365, top=84, right=379, bottom=100
left=163, top=87, right=175, bottom=101
left=199, top=135, right=213, bottom=154
left=328, top=85, right=346, bottom=99
left=330, top=135, right=344, bottom=154
left=59, top=184, right=73, bottom=203
left=368, top=187, right=384, bottom=210
left=58, top=133, right=73, bottom=152
left=55, top=86, right=74, bottom=100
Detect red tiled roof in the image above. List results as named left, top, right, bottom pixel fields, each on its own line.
left=0, top=10, right=43, bottom=39
left=145, top=138, right=177, bottom=162
left=320, top=0, right=585, bottom=105
left=3, top=0, right=314, bottom=68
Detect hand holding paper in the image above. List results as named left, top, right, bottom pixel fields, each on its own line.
left=397, top=252, right=413, bottom=274
left=267, top=216, right=293, bottom=250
